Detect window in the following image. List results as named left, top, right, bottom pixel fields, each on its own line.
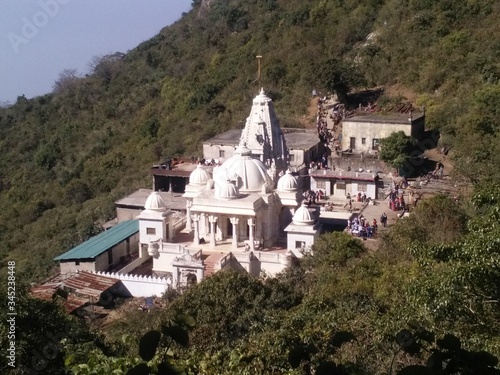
left=337, top=182, right=346, bottom=190
left=75, top=261, right=80, bottom=266
left=361, top=138, right=366, bottom=145
left=146, top=227, right=156, bottom=235
left=372, top=138, right=380, bottom=151
left=219, top=150, right=225, bottom=158
left=295, top=241, right=305, bottom=249
left=289, top=154, right=295, bottom=162
left=358, top=183, right=367, bottom=192
left=316, top=180, right=326, bottom=189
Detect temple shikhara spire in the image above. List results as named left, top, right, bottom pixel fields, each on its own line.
left=239, top=88, right=288, bottom=184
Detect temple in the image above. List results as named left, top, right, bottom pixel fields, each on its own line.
left=54, top=89, right=321, bottom=291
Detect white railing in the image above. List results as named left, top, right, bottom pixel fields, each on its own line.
left=219, top=253, right=235, bottom=270
left=192, top=249, right=202, bottom=260
left=255, top=251, right=281, bottom=263
left=232, top=253, right=251, bottom=263
left=172, top=216, right=187, bottom=234
left=160, top=242, right=185, bottom=253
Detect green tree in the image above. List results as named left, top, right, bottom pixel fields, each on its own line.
left=66, top=314, right=195, bottom=375
left=379, top=131, right=417, bottom=169
left=316, top=59, right=365, bottom=102
left=0, top=283, right=100, bottom=375
left=407, top=197, right=500, bottom=331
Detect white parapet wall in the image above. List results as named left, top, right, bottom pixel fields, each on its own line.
left=93, top=271, right=171, bottom=297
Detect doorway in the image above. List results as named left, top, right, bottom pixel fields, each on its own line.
left=350, top=137, right=356, bottom=149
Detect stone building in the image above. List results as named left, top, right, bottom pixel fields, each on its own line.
left=341, top=112, right=425, bottom=153
left=310, top=170, right=379, bottom=200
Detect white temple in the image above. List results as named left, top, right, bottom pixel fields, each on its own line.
left=54, top=89, right=322, bottom=292
left=138, top=89, right=321, bottom=287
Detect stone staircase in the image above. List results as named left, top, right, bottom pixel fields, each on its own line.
left=202, top=252, right=225, bottom=277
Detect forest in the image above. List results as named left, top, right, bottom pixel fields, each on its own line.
left=0, top=0, right=500, bottom=373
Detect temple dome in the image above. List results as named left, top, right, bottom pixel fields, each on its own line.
left=292, top=203, right=315, bottom=225
left=144, top=192, right=166, bottom=212
left=189, top=164, right=210, bottom=185
left=216, top=180, right=240, bottom=199
left=214, top=144, right=272, bottom=193
left=277, top=170, right=298, bottom=191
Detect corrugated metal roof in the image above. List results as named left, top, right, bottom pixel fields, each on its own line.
left=62, top=271, right=120, bottom=297
left=30, top=283, right=89, bottom=314
left=54, top=220, right=138, bottom=261
left=30, top=283, right=60, bottom=300
left=64, top=295, right=91, bottom=314
left=30, top=272, right=121, bottom=314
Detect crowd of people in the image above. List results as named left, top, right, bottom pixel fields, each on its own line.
left=387, top=178, right=408, bottom=211
left=304, top=189, right=324, bottom=205
left=315, top=96, right=345, bottom=156
left=346, top=215, right=378, bottom=239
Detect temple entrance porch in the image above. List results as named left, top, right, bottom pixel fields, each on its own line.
left=189, top=214, right=262, bottom=251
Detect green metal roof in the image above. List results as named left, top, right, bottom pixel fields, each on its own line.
left=54, top=220, right=139, bottom=261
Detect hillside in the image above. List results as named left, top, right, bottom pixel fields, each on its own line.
left=0, top=0, right=499, bottom=280
left=1, top=1, right=500, bottom=373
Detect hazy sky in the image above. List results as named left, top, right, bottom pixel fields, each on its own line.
left=0, top=0, right=193, bottom=103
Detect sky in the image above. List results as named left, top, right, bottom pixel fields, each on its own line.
left=0, top=0, right=193, bottom=104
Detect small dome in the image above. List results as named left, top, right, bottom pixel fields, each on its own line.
left=189, top=164, right=210, bottom=185
left=144, top=192, right=166, bottom=211
left=292, top=203, right=315, bottom=225
left=216, top=180, right=240, bottom=199
left=277, top=170, right=298, bottom=191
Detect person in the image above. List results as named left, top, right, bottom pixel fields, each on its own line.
left=381, top=212, right=387, bottom=227
left=359, top=215, right=365, bottom=227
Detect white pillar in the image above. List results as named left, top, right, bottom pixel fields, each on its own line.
left=247, top=217, right=255, bottom=251
left=230, top=217, right=239, bottom=249
left=185, top=200, right=193, bottom=232
left=208, top=215, right=217, bottom=248
left=192, top=214, right=200, bottom=246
